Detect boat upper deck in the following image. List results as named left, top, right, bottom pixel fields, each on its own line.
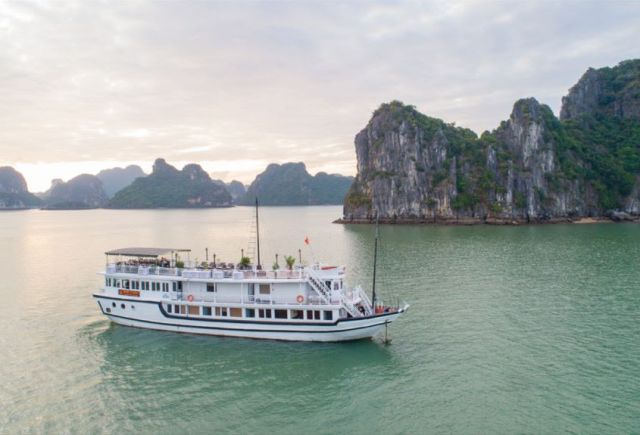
left=105, top=263, right=345, bottom=282
left=104, top=246, right=345, bottom=282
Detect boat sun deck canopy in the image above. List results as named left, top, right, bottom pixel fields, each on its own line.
left=105, top=247, right=191, bottom=258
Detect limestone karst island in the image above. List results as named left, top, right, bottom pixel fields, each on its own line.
left=341, top=59, right=640, bottom=224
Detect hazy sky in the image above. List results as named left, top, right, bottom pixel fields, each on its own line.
left=1, top=0, right=639, bottom=191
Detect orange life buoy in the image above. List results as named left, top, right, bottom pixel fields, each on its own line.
left=296, top=295, right=304, bottom=303
left=187, top=294, right=194, bottom=302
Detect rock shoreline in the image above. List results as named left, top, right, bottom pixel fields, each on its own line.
left=334, top=215, right=635, bottom=226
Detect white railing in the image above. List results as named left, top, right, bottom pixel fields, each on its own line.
left=106, top=264, right=306, bottom=280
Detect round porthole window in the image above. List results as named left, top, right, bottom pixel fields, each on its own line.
left=112, top=302, right=116, bottom=308
left=106, top=308, right=111, bottom=313
left=131, top=305, right=135, bottom=310
left=121, top=303, right=125, bottom=309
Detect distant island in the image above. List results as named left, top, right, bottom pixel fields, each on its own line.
left=40, top=174, right=108, bottom=209
left=109, top=158, right=233, bottom=208
left=339, top=59, right=640, bottom=224
left=0, top=159, right=351, bottom=210
left=242, top=162, right=353, bottom=205
left=0, top=167, right=41, bottom=209
left=97, top=165, right=146, bottom=198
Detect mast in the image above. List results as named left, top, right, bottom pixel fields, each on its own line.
left=255, top=197, right=261, bottom=268
left=371, top=213, right=379, bottom=310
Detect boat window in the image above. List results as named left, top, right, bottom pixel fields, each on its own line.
left=333, top=282, right=339, bottom=290
left=121, top=303, right=125, bottom=309
left=112, top=302, right=116, bottom=308
left=230, top=308, right=242, bottom=317
left=172, top=282, right=177, bottom=292
left=259, top=284, right=270, bottom=295
left=167, top=304, right=172, bottom=313
left=221, top=307, right=227, bottom=317
left=258, top=309, right=271, bottom=319
left=207, top=283, right=216, bottom=292
left=245, top=308, right=255, bottom=318
left=274, top=309, right=287, bottom=319
left=306, top=310, right=313, bottom=320
left=174, top=304, right=180, bottom=314
left=180, top=305, right=186, bottom=315
left=177, top=281, right=183, bottom=291
left=314, top=310, right=321, bottom=320
left=115, top=280, right=121, bottom=288
left=105, top=278, right=109, bottom=287
left=290, top=310, right=303, bottom=320
left=323, top=311, right=333, bottom=321
left=188, top=305, right=199, bottom=316
left=162, top=283, right=169, bottom=292
left=203, top=307, right=212, bottom=316
left=325, top=281, right=331, bottom=289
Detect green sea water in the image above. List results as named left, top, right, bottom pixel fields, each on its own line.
left=0, top=206, right=639, bottom=433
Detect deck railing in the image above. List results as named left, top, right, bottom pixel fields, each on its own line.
left=176, top=293, right=342, bottom=306
left=107, top=264, right=313, bottom=280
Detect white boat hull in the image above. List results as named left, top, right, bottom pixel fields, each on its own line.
left=94, top=295, right=406, bottom=342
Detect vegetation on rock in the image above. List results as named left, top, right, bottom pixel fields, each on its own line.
left=109, top=158, right=232, bottom=208
left=242, top=162, right=353, bottom=205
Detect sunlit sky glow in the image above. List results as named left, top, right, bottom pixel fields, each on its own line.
left=1, top=0, right=639, bottom=192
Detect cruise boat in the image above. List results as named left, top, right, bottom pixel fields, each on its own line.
left=93, top=247, right=408, bottom=342
left=93, top=245, right=408, bottom=342
left=94, top=201, right=408, bottom=342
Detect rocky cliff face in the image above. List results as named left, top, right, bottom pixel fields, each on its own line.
left=561, top=60, right=640, bottom=121
left=0, top=166, right=41, bottom=208
left=343, top=59, right=640, bottom=223
left=42, top=174, right=109, bottom=209
left=109, top=158, right=232, bottom=208
left=243, top=162, right=353, bottom=205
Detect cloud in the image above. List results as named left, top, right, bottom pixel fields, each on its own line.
left=1, top=0, right=639, bottom=190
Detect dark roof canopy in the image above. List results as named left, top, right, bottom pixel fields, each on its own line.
left=105, top=247, right=191, bottom=258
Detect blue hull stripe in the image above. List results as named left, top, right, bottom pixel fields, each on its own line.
left=93, top=293, right=401, bottom=327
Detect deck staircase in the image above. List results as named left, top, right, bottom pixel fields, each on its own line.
left=306, top=268, right=361, bottom=318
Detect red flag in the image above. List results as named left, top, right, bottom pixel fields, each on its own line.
left=304, top=236, right=310, bottom=245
